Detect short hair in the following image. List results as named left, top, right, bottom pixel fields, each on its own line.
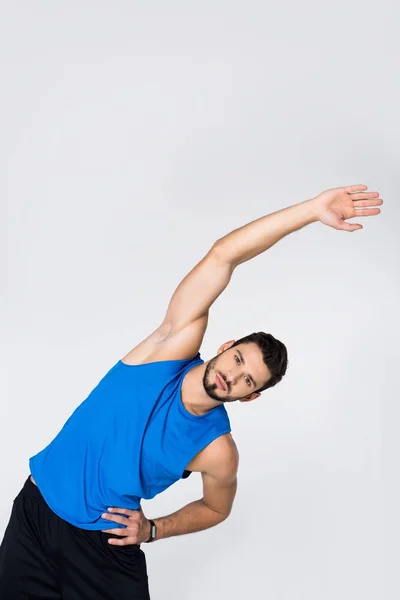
left=231, top=332, right=288, bottom=392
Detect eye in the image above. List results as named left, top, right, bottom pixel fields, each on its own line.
left=245, top=377, right=251, bottom=387
left=235, top=355, right=240, bottom=364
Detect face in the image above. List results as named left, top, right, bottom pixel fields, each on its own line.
left=203, top=342, right=272, bottom=403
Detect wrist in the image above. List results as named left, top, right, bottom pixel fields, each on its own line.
left=301, top=198, right=321, bottom=224
left=151, top=518, right=162, bottom=541
left=144, top=519, right=157, bottom=543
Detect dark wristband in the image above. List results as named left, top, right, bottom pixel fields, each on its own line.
left=144, top=519, right=156, bottom=543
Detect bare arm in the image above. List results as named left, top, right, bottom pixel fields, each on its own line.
left=161, top=184, right=381, bottom=329
left=101, top=435, right=239, bottom=543
left=122, top=185, right=382, bottom=363
left=151, top=435, right=239, bottom=540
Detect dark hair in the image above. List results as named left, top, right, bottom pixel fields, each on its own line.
left=231, top=332, right=288, bottom=392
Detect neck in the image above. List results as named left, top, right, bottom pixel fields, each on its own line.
left=181, top=362, right=223, bottom=416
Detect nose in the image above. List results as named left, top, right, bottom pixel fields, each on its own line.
left=225, top=370, right=238, bottom=387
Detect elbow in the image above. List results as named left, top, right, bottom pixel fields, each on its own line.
left=218, top=511, right=231, bottom=523
left=202, top=499, right=233, bottom=524
left=211, top=238, right=227, bottom=259
left=210, top=239, right=236, bottom=269
left=211, top=509, right=231, bottom=526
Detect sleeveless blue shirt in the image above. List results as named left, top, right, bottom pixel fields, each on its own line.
left=29, top=354, right=231, bottom=530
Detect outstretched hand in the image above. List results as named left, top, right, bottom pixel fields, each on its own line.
left=313, top=184, right=383, bottom=232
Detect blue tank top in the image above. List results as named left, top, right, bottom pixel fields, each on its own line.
left=29, top=354, right=231, bottom=530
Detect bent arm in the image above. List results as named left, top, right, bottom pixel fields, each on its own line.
left=102, top=438, right=239, bottom=543
left=150, top=493, right=234, bottom=541
left=152, top=437, right=239, bottom=540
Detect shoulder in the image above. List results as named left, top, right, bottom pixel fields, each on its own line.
left=187, top=433, right=239, bottom=477
left=120, top=319, right=208, bottom=366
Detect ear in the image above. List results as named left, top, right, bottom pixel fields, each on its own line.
left=239, top=392, right=261, bottom=403
left=217, top=340, right=236, bottom=355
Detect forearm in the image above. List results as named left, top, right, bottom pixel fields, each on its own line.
left=214, top=198, right=319, bottom=267
left=152, top=498, right=227, bottom=541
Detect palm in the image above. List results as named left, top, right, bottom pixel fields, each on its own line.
left=314, top=185, right=383, bottom=232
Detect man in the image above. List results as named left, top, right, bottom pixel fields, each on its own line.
left=0, top=184, right=382, bottom=599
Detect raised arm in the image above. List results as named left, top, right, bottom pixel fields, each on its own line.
left=122, top=184, right=382, bottom=363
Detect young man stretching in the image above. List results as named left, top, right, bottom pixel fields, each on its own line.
left=0, top=184, right=382, bottom=599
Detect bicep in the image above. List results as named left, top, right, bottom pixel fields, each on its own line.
left=162, top=244, right=234, bottom=335
left=121, top=244, right=233, bottom=365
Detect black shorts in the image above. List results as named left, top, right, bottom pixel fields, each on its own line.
left=0, top=476, right=150, bottom=599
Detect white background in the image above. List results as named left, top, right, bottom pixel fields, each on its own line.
left=2, top=2, right=399, bottom=599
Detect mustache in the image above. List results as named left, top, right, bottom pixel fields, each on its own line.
left=213, top=370, right=230, bottom=392
left=219, top=374, right=230, bottom=392
left=208, top=360, right=231, bottom=391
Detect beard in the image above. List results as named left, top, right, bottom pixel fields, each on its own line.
left=203, top=354, right=237, bottom=403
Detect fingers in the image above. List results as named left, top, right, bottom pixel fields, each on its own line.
left=101, top=527, right=128, bottom=536
left=344, top=184, right=368, bottom=193
left=101, top=513, right=129, bottom=526
left=350, top=192, right=381, bottom=201
left=101, top=508, right=144, bottom=545
left=339, top=222, right=363, bottom=232
left=107, top=537, right=136, bottom=546
left=352, top=199, right=383, bottom=208
left=353, top=208, right=381, bottom=216
left=105, top=533, right=138, bottom=546
left=101, top=524, right=141, bottom=545
left=107, top=508, right=135, bottom=516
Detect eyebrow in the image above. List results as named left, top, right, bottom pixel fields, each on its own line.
left=237, top=349, right=257, bottom=388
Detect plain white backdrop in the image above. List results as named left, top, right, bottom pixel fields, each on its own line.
left=2, top=2, right=399, bottom=599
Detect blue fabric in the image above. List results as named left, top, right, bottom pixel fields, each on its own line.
left=29, top=354, right=231, bottom=530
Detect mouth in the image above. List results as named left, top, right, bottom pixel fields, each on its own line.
left=215, top=373, right=228, bottom=391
